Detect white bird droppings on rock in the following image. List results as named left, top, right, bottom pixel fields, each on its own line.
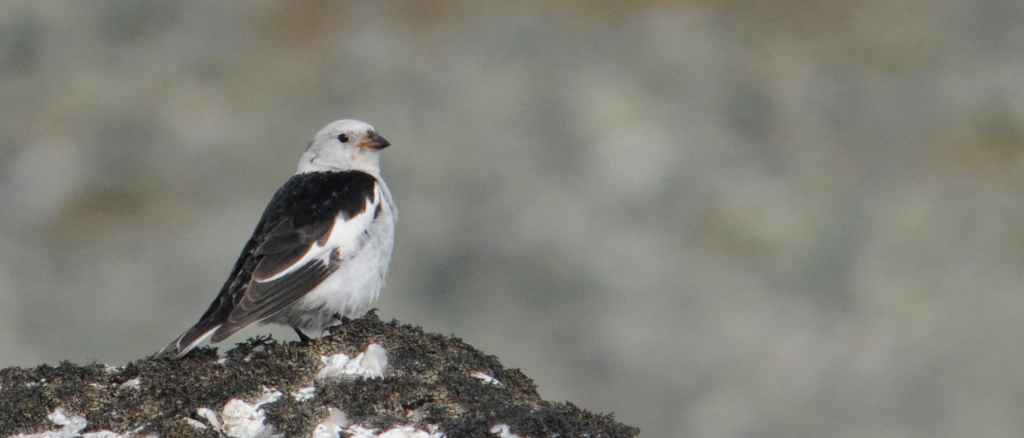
left=118, top=377, right=141, bottom=391
left=194, top=387, right=282, bottom=438
left=312, top=407, right=348, bottom=438
left=196, top=407, right=221, bottom=430
left=221, top=387, right=282, bottom=438
left=346, top=424, right=443, bottom=438
left=377, top=425, right=444, bottom=438
left=310, top=408, right=441, bottom=438
left=221, top=399, right=271, bottom=438
left=292, top=385, right=316, bottom=401
left=345, top=425, right=379, bottom=438
left=490, top=424, right=524, bottom=438
left=83, top=431, right=141, bottom=438
left=10, top=408, right=87, bottom=438
left=470, top=371, right=502, bottom=386
left=10, top=408, right=140, bottom=438
left=184, top=417, right=209, bottom=430
left=316, top=343, right=388, bottom=381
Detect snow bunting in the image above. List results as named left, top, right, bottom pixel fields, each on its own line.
left=162, top=119, right=396, bottom=358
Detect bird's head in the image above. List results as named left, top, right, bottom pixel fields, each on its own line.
left=298, top=119, right=391, bottom=174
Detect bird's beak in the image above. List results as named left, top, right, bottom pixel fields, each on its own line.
left=360, top=131, right=391, bottom=150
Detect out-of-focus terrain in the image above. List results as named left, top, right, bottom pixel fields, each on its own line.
left=2, top=2, right=1024, bottom=437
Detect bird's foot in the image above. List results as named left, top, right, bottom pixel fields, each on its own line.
left=332, top=313, right=352, bottom=324
left=293, top=327, right=312, bottom=344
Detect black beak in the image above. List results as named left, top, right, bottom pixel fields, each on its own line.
left=367, top=131, right=390, bottom=149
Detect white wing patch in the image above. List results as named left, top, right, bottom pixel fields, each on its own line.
left=254, top=191, right=379, bottom=284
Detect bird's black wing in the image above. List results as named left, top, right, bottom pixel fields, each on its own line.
left=162, top=171, right=379, bottom=357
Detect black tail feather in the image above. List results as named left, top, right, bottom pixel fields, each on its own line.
left=157, top=322, right=220, bottom=359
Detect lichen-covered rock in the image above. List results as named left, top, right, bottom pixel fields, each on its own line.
left=0, top=312, right=638, bottom=437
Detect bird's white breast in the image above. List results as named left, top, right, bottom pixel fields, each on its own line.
left=287, top=183, right=396, bottom=332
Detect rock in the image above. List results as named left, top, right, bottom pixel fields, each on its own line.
left=0, top=311, right=638, bottom=437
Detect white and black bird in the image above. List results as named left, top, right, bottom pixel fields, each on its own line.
left=161, top=119, right=396, bottom=358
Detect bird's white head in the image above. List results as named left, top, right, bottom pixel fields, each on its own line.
left=297, top=119, right=391, bottom=175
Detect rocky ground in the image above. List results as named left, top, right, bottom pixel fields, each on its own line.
left=0, top=311, right=637, bottom=438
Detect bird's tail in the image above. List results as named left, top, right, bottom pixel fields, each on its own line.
left=156, top=322, right=221, bottom=359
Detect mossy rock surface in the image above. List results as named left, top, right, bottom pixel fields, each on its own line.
left=0, top=311, right=638, bottom=437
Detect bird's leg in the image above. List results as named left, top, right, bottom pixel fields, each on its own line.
left=293, top=327, right=312, bottom=344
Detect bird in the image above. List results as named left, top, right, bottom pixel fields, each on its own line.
left=160, top=119, right=396, bottom=359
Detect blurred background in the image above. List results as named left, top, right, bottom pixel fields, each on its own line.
left=2, top=1, right=1024, bottom=437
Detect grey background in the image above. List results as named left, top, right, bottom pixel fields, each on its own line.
left=3, top=2, right=1024, bottom=437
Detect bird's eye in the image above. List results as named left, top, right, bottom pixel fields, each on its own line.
left=337, top=133, right=349, bottom=143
